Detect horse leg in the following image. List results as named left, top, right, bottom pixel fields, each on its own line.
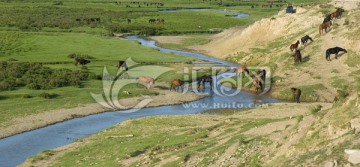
left=335, top=53, right=338, bottom=59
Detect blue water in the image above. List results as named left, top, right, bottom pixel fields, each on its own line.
left=0, top=36, right=277, bottom=167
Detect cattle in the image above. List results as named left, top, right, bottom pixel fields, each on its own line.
left=74, top=58, right=90, bottom=66
left=118, top=61, right=128, bottom=71
left=325, top=47, right=347, bottom=61
left=137, top=76, right=155, bottom=89
left=291, top=88, right=301, bottom=103
left=170, top=79, right=184, bottom=92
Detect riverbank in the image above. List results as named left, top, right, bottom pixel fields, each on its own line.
left=24, top=101, right=350, bottom=167
left=0, top=89, right=206, bottom=139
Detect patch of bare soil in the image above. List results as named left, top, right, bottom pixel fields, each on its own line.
left=0, top=89, right=205, bottom=139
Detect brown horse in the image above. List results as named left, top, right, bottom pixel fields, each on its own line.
left=291, top=88, right=301, bottom=103
left=252, top=77, right=263, bottom=95
left=232, top=67, right=249, bottom=78
left=331, top=8, right=345, bottom=20
left=319, top=21, right=332, bottom=35
left=290, top=40, right=300, bottom=52
left=292, top=50, right=302, bottom=63
left=170, top=79, right=184, bottom=92
left=137, top=76, right=155, bottom=89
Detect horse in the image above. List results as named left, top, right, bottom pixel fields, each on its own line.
left=301, top=35, right=313, bottom=46
left=319, top=21, right=332, bottom=35
left=252, top=77, right=263, bottom=95
left=137, top=76, right=155, bottom=89
left=118, top=61, right=128, bottom=71
left=148, top=19, right=156, bottom=23
left=325, top=47, right=347, bottom=61
left=331, top=8, right=345, bottom=20
left=157, top=19, right=165, bottom=24
left=170, top=79, right=184, bottom=92
left=256, top=69, right=266, bottom=85
left=291, top=88, right=301, bottom=103
left=127, top=19, right=131, bottom=24
left=197, top=75, right=213, bottom=90
left=232, top=67, right=249, bottom=78
left=292, top=50, right=302, bottom=63
left=290, top=40, right=300, bottom=52
left=323, top=14, right=332, bottom=23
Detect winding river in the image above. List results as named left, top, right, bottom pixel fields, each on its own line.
left=0, top=36, right=277, bottom=167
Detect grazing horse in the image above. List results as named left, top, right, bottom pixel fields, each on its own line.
left=127, top=19, right=131, bottom=24
left=325, top=47, right=347, bottom=61
left=291, top=88, right=301, bottom=103
left=232, top=67, right=249, bottom=78
left=331, top=8, right=345, bottom=20
left=252, top=77, right=263, bottom=95
left=170, top=79, right=184, bottom=92
left=256, top=69, right=266, bottom=85
left=157, top=19, right=165, bottom=24
left=292, top=50, right=302, bottom=63
left=197, top=75, right=213, bottom=90
left=148, top=19, right=156, bottom=23
left=74, top=58, right=90, bottom=66
left=290, top=40, right=300, bottom=52
left=323, top=14, right=332, bottom=23
left=301, top=35, right=313, bottom=46
left=137, top=76, right=155, bottom=89
left=118, top=61, right=128, bottom=71
left=319, top=21, right=332, bottom=35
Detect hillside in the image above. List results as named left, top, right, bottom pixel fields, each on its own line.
left=192, top=1, right=360, bottom=103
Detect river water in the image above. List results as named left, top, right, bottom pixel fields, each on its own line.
left=0, top=36, right=277, bottom=167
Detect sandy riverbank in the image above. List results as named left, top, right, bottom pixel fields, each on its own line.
left=0, top=89, right=205, bottom=139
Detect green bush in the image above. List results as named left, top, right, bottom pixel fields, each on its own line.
left=310, top=105, right=322, bottom=115
left=22, top=94, right=32, bottom=98
left=0, top=61, right=90, bottom=90
left=38, top=93, right=57, bottom=99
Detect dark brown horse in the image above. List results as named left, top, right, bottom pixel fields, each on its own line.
left=292, top=50, right=302, bottom=63
left=290, top=40, right=300, bottom=52
left=319, top=21, right=332, bottom=35
left=331, top=8, right=345, bottom=20
left=197, top=75, right=213, bottom=90
left=291, top=88, right=301, bottom=103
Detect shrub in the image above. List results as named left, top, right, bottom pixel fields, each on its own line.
left=22, top=94, right=32, bottom=98
left=310, top=105, right=322, bottom=115
left=38, top=93, right=57, bottom=99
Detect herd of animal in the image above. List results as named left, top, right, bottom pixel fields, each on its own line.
left=74, top=7, right=349, bottom=103
left=287, top=7, right=347, bottom=102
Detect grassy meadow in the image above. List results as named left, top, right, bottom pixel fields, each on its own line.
left=0, top=0, right=297, bottom=127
